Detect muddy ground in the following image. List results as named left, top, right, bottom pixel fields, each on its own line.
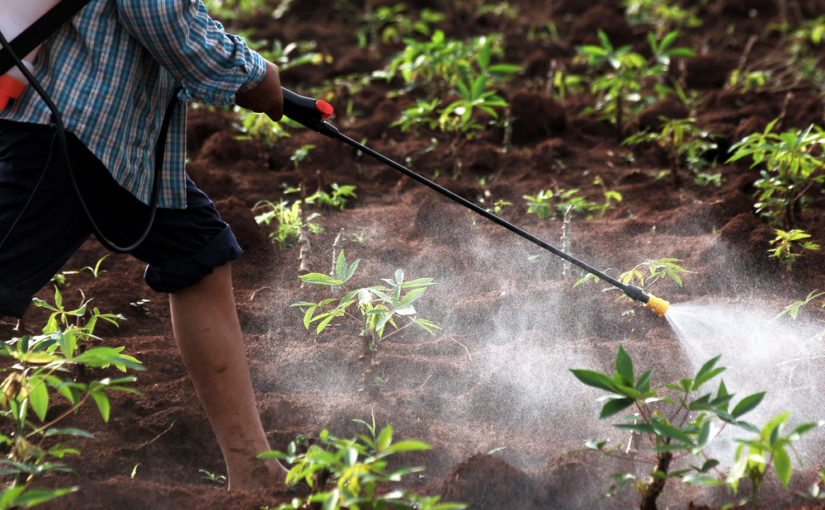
left=5, top=1, right=825, bottom=509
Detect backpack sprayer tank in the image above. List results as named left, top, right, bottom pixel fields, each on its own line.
left=0, top=0, right=60, bottom=109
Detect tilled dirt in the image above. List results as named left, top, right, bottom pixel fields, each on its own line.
left=5, top=1, right=825, bottom=509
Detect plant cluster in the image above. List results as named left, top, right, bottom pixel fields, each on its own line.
left=727, top=119, right=825, bottom=229
left=357, top=3, right=445, bottom=49
left=576, top=29, right=695, bottom=138
left=623, top=116, right=720, bottom=187
left=383, top=30, right=518, bottom=166
left=768, top=228, right=821, bottom=269
left=259, top=415, right=464, bottom=510
left=524, top=179, right=622, bottom=221
left=0, top=288, right=142, bottom=508
left=571, top=345, right=821, bottom=509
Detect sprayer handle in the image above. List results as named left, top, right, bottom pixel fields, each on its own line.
left=282, top=88, right=338, bottom=138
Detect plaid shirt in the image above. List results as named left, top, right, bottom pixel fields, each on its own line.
left=0, top=0, right=266, bottom=208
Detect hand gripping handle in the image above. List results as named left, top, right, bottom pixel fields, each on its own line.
left=282, top=88, right=338, bottom=138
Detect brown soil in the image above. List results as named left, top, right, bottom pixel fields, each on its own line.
left=5, top=1, right=825, bottom=509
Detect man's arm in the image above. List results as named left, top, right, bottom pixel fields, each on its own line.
left=235, top=60, right=283, bottom=121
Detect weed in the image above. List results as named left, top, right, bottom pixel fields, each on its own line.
left=768, top=228, right=820, bottom=269
left=571, top=345, right=820, bottom=509
left=258, top=415, right=465, bottom=510
left=727, top=119, right=825, bottom=228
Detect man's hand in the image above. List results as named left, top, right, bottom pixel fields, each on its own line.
left=235, top=60, right=283, bottom=121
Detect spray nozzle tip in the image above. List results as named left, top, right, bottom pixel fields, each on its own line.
left=645, top=294, right=670, bottom=317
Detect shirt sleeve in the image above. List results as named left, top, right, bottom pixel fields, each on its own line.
left=116, top=0, right=267, bottom=105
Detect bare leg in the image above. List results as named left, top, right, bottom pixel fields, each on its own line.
left=169, top=263, right=287, bottom=490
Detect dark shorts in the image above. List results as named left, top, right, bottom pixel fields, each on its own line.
left=0, top=119, right=242, bottom=318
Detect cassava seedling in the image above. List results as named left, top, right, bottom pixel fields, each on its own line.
left=258, top=414, right=465, bottom=510
left=293, top=250, right=440, bottom=350
left=571, top=345, right=820, bottom=509
left=768, top=228, right=820, bottom=269
left=727, top=119, right=825, bottom=228
left=0, top=288, right=142, bottom=509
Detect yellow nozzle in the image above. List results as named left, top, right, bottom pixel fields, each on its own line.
left=645, top=294, right=670, bottom=317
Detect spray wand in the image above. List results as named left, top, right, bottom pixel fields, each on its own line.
left=281, top=88, right=670, bottom=317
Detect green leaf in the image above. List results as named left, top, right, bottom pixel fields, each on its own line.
left=773, top=446, right=792, bottom=488
left=299, top=273, right=343, bottom=286
left=28, top=374, right=49, bottom=422
left=335, top=251, right=348, bottom=281
left=600, top=397, right=635, bottom=419
left=570, top=369, right=617, bottom=392
left=91, top=392, right=111, bottom=422
left=376, top=426, right=393, bottom=452
left=731, top=392, right=766, bottom=418
left=615, top=345, right=634, bottom=385
left=693, top=355, right=723, bottom=390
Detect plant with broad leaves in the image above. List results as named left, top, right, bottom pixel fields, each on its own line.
left=0, top=289, right=142, bottom=509
left=576, top=30, right=694, bottom=138
left=570, top=345, right=820, bottom=510
left=768, top=228, right=820, bottom=269
left=727, top=119, right=825, bottom=228
left=259, top=414, right=465, bottom=510
left=292, top=251, right=440, bottom=351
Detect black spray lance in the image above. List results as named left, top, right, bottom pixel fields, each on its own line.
left=281, top=88, right=670, bottom=317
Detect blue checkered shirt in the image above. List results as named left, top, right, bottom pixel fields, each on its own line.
left=0, top=0, right=267, bottom=208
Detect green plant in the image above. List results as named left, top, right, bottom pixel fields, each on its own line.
left=524, top=181, right=622, bottom=221
left=576, top=30, right=694, bottom=138
left=574, top=258, right=690, bottom=313
left=438, top=72, right=509, bottom=138
left=357, top=4, right=445, bottom=49
left=254, top=199, right=322, bottom=250
left=258, top=415, right=465, bottom=510
left=293, top=251, right=440, bottom=351
left=290, top=144, right=316, bottom=170
left=768, top=228, right=820, bottom=268
left=623, top=0, right=704, bottom=34
left=82, top=255, right=109, bottom=279
left=305, top=184, right=358, bottom=211
left=383, top=31, right=516, bottom=95
left=523, top=189, right=554, bottom=219
left=198, top=468, right=227, bottom=485
left=571, top=345, right=819, bottom=509
left=727, top=119, right=825, bottom=228
left=391, top=97, right=440, bottom=134
left=129, top=298, right=152, bottom=317
left=0, top=289, right=142, bottom=508
left=623, top=117, right=719, bottom=187
left=775, top=289, right=825, bottom=321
